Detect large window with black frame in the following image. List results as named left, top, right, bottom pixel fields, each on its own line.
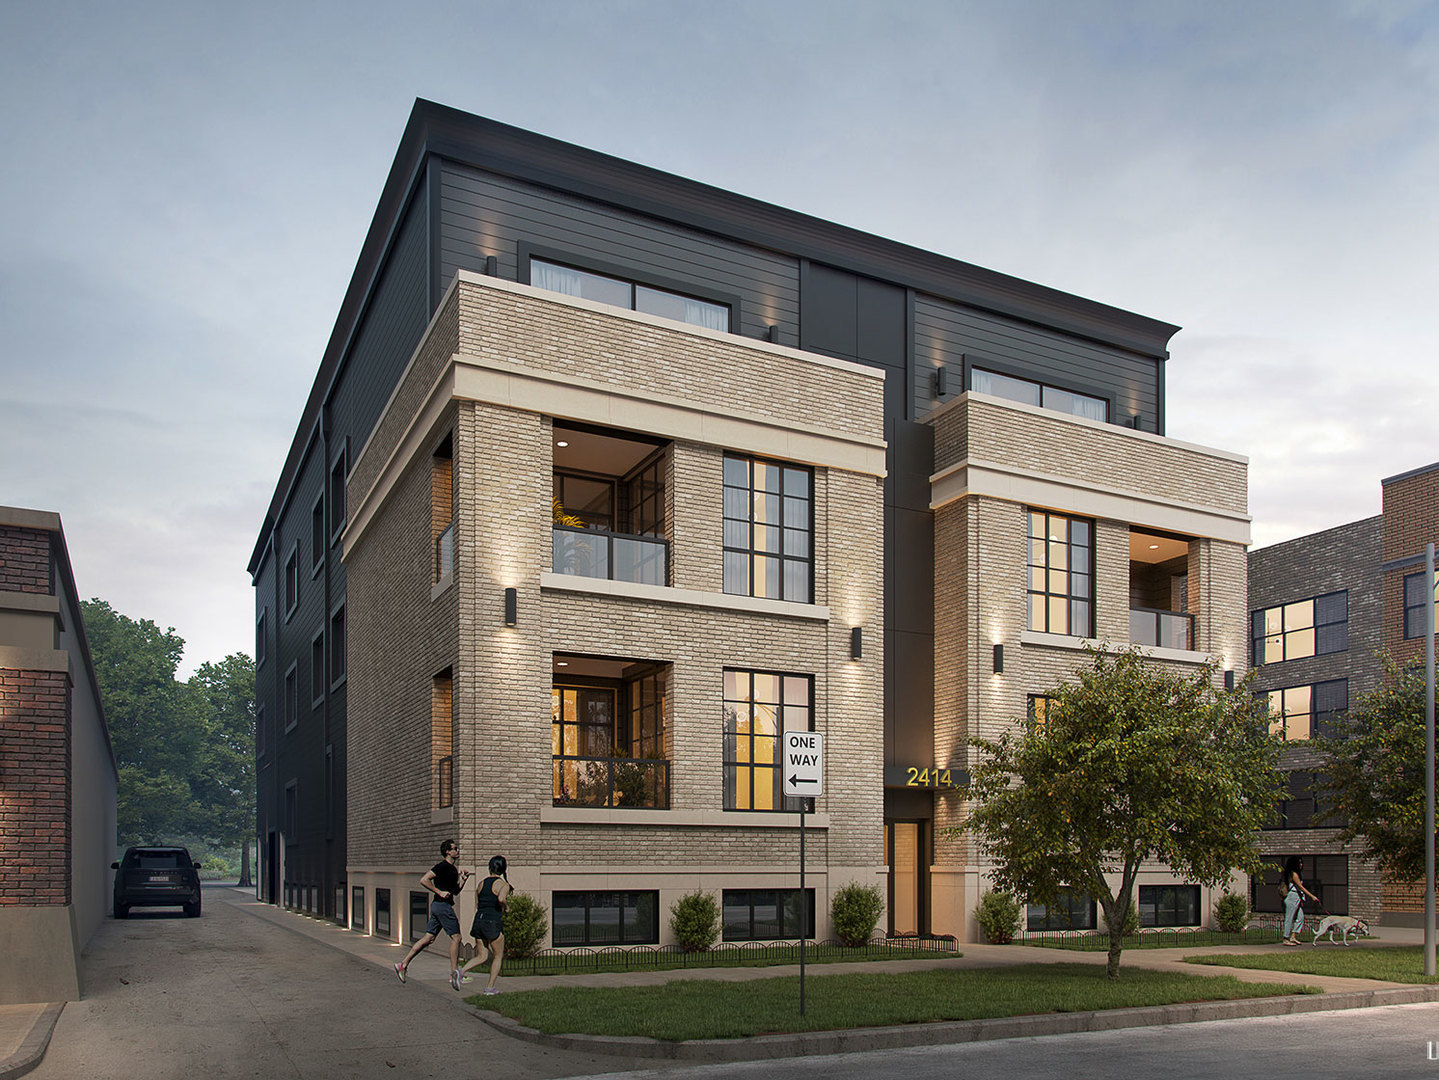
left=552, top=890, right=659, bottom=946
left=723, top=889, right=815, bottom=941
left=723, top=455, right=813, bottom=604
left=1251, top=855, right=1349, bottom=915
left=1251, top=591, right=1348, bottom=664
left=1027, top=510, right=1093, bottom=637
left=1026, top=887, right=1096, bottom=931
left=722, top=669, right=812, bottom=812
left=552, top=657, right=670, bottom=809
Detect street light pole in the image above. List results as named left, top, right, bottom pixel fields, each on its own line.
left=1426, top=542, right=1435, bottom=977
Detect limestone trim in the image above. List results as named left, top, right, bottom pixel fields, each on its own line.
left=539, top=572, right=831, bottom=621
left=0, top=592, right=60, bottom=615
left=0, top=646, right=70, bottom=673
left=1018, top=629, right=1221, bottom=667
left=539, top=807, right=831, bottom=828
left=931, top=458, right=1252, bottom=545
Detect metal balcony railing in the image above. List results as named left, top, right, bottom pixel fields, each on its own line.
left=552, top=756, right=670, bottom=809
left=435, top=523, right=455, bottom=581
left=552, top=526, right=667, bottom=586
left=1129, top=607, right=1194, bottom=650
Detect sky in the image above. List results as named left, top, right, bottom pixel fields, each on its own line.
left=2, top=1, right=1436, bottom=675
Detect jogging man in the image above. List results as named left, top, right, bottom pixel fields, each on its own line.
left=394, top=839, right=470, bottom=989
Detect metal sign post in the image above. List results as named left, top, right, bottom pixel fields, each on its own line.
left=1426, top=542, right=1435, bottom=977
left=783, top=731, right=824, bottom=1018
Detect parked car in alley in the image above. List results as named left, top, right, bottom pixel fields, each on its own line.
left=112, top=846, right=203, bottom=917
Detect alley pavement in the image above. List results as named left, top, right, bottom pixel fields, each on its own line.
left=4, top=886, right=1437, bottom=1077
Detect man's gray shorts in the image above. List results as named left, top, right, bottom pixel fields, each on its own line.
left=426, top=900, right=460, bottom=937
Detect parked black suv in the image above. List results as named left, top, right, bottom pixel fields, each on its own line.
left=111, top=846, right=203, bottom=918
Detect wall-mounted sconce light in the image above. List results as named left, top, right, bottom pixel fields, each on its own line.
left=850, top=627, right=863, bottom=660
left=934, top=365, right=948, bottom=396
left=503, top=587, right=517, bottom=627
left=767, top=324, right=779, bottom=344
left=992, top=643, right=1004, bottom=674
left=1224, top=669, right=1235, bottom=691
left=484, top=255, right=498, bottom=276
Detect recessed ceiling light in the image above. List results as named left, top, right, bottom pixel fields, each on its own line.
left=556, top=661, right=569, bottom=667
left=1149, top=543, right=1160, bottom=549
left=556, top=440, right=569, bottom=448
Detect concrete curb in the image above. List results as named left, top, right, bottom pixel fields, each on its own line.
left=0, top=1004, right=63, bottom=1080
left=467, top=985, right=1439, bottom=1061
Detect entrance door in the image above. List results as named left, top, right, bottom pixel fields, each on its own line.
left=885, top=821, right=929, bottom=936
left=266, top=831, right=279, bottom=905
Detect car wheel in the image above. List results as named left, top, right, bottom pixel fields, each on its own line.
left=114, top=901, right=129, bottom=919
left=184, top=901, right=201, bottom=918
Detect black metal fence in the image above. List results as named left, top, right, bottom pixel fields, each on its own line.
left=502, top=935, right=960, bottom=975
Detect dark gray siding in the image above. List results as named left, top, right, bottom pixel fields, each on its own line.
left=437, top=162, right=800, bottom=344
left=913, top=294, right=1163, bottom=431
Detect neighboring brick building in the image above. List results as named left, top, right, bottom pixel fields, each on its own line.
left=252, top=100, right=1253, bottom=945
left=1247, top=461, right=1439, bottom=926
left=0, top=507, right=117, bottom=1003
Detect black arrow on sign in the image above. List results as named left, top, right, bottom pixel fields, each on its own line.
left=788, top=774, right=820, bottom=787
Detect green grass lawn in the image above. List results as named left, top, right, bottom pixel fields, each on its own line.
left=1187, top=945, right=1439, bottom=984
left=1022, top=928, right=1287, bottom=951
left=501, top=942, right=959, bottom=976
left=472, top=964, right=1319, bottom=1041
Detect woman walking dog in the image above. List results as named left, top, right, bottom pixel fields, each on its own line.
left=1280, top=854, right=1320, bottom=946
left=459, top=855, right=512, bottom=994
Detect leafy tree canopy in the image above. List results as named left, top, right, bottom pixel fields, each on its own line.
left=1315, top=654, right=1434, bottom=883
left=964, top=647, right=1282, bottom=978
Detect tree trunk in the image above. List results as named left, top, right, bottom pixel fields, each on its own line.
left=1106, top=926, right=1123, bottom=979
left=238, top=839, right=253, bottom=887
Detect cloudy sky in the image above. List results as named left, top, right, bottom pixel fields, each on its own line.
left=2, top=1, right=1435, bottom=674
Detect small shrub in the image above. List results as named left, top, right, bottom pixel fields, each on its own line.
left=503, top=891, right=548, bottom=959
left=1214, top=891, right=1250, bottom=933
left=669, top=890, right=720, bottom=951
left=831, top=883, right=885, bottom=946
left=975, top=890, right=1022, bottom=944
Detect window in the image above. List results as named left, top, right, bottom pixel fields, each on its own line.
left=433, top=669, right=453, bottom=809
left=1250, top=855, right=1348, bottom=915
left=1138, top=885, right=1200, bottom=927
left=1026, top=888, right=1096, bottom=931
left=971, top=367, right=1108, bottom=422
left=311, top=495, right=325, bottom=577
left=531, top=257, right=730, bottom=332
left=324, top=744, right=335, bottom=839
left=330, top=605, right=346, bottom=687
left=1265, top=679, right=1345, bottom=741
left=552, top=663, right=670, bottom=809
left=409, top=891, right=429, bottom=941
left=334, top=884, right=346, bottom=925
left=433, top=435, right=453, bottom=582
left=723, top=455, right=813, bottom=603
left=284, top=543, right=299, bottom=618
left=310, top=629, right=325, bottom=707
left=329, top=446, right=347, bottom=543
left=375, top=888, right=391, bottom=937
left=722, top=889, right=816, bottom=941
left=1027, top=510, right=1093, bottom=637
left=283, top=780, right=297, bottom=841
left=1265, top=770, right=1346, bottom=830
left=1251, top=591, right=1347, bottom=664
left=1027, top=695, right=1056, bottom=728
left=256, top=703, right=267, bottom=758
left=1405, top=571, right=1439, bottom=639
left=351, top=885, right=364, bottom=931
left=723, top=670, right=812, bottom=812
left=552, top=890, right=659, bottom=945
left=283, top=662, right=298, bottom=732
left=256, top=609, right=268, bottom=668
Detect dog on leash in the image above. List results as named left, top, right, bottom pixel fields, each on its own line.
left=1311, top=915, right=1370, bottom=946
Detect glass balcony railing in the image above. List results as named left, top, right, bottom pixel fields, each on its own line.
left=435, top=523, right=454, bottom=580
left=436, top=755, right=453, bottom=808
left=1130, top=607, right=1194, bottom=650
left=552, top=525, right=667, bottom=586
left=552, top=756, right=670, bottom=809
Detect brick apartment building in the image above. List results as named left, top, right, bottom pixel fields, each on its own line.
left=251, top=99, right=1252, bottom=946
left=0, top=507, right=117, bottom=1003
left=1247, top=461, right=1439, bottom=926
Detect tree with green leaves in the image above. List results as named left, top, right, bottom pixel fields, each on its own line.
left=1315, top=654, right=1433, bottom=883
left=188, top=654, right=257, bottom=883
left=964, top=647, right=1283, bottom=978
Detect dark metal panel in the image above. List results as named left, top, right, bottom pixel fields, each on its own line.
left=800, top=262, right=857, bottom=357
left=889, top=628, right=935, bottom=762
left=857, top=276, right=906, bottom=370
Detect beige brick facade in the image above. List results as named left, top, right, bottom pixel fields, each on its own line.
left=344, top=274, right=886, bottom=945
left=927, top=395, right=1252, bottom=940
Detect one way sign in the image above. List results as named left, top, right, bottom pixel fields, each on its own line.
left=782, top=730, right=824, bottom=798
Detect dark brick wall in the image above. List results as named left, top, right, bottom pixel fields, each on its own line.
left=0, top=668, right=72, bottom=905
left=1381, top=463, right=1439, bottom=668
left=0, top=527, right=53, bottom=594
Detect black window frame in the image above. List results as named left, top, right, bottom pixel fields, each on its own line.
left=551, top=890, right=659, bottom=946
left=1251, top=855, right=1349, bottom=915
left=329, top=444, right=348, bottom=545
left=1251, top=591, right=1348, bottom=665
left=1026, top=509, right=1094, bottom=638
left=311, top=493, right=325, bottom=578
left=283, top=542, right=299, bottom=621
left=1264, top=678, right=1346, bottom=743
left=283, top=662, right=298, bottom=733
left=1026, top=887, right=1097, bottom=931
left=968, top=363, right=1111, bottom=423
left=1405, top=570, right=1438, bottom=640
left=722, top=888, right=816, bottom=941
left=722, top=454, right=814, bottom=604
left=256, top=608, right=268, bottom=668
left=1138, top=884, right=1201, bottom=928
left=329, top=603, right=346, bottom=688
left=350, top=885, right=364, bottom=931
left=723, top=668, right=813, bottom=813
left=375, top=887, right=391, bottom=937
left=310, top=627, right=325, bottom=708
left=409, top=891, right=429, bottom=941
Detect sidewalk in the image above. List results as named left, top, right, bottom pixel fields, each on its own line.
left=3, top=892, right=1436, bottom=1074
